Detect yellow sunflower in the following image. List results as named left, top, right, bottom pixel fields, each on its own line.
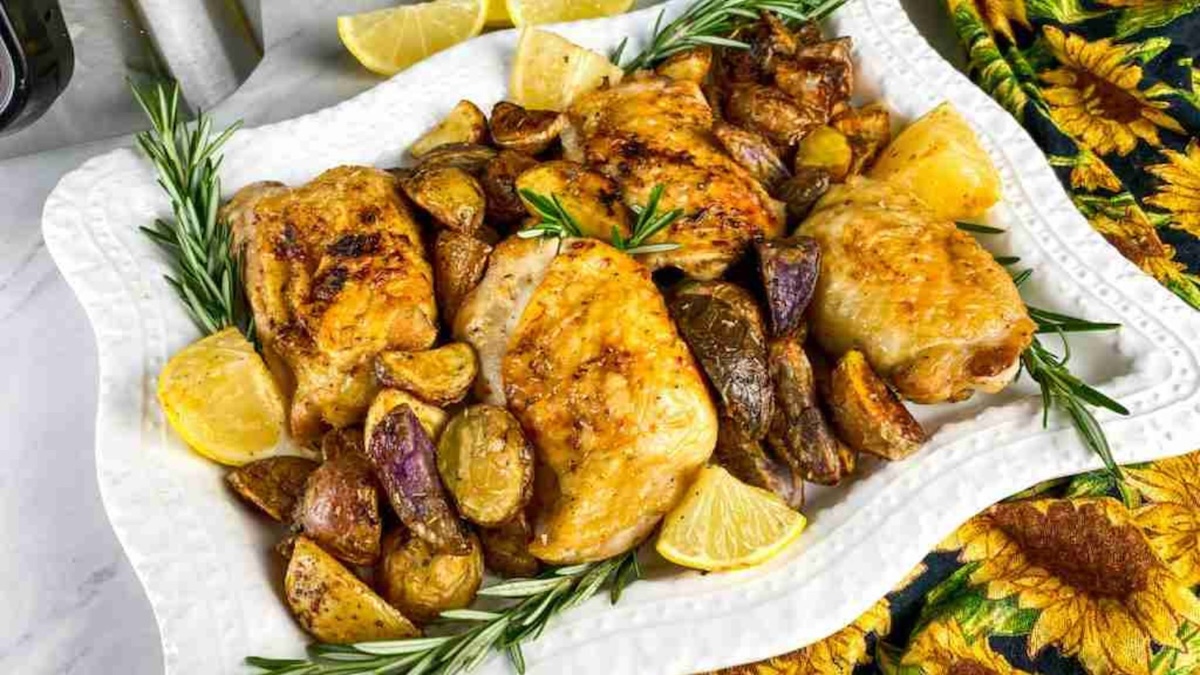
left=940, top=498, right=1200, bottom=675
left=717, top=598, right=891, bottom=675
left=900, top=616, right=1031, bottom=675
left=1086, top=205, right=1194, bottom=290
left=1146, top=140, right=1200, bottom=238
left=1062, top=149, right=1124, bottom=192
left=1040, top=26, right=1185, bottom=156
left=1127, top=451, right=1200, bottom=588
left=947, top=0, right=1030, bottom=42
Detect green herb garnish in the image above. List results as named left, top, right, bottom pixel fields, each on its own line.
left=519, top=184, right=683, bottom=255
left=131, top=81, right=253, bottom=341
left=618, top=0, right=849, bottom=73
left=956, top=221, right=1007, bottom=235
left=516, top=189, right=584, bottom=240
left=247, top=551, right=641, bottom=675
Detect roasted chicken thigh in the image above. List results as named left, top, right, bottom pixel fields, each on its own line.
left=798, top=177, right=1034, bottom=403
left=225, top=166, right=438, bottom=442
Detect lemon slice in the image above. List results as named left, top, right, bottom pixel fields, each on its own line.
left=510, top=28, right=625, bottom=111
left=338, top=0, right=488, bottom=77
left=506, top=0, right=635, bottom=26
left=157, top=328, right=286, bottom=466
left=485, top=0, right=512, bottom=26
left=656, top=465, right=807, bottom=572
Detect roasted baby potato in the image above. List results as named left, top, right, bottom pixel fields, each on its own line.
left=793, top=21, right=823, bottom=46
left=774, top=38, right=854, bottom=119
left=402, top=165, right=486, bottom=233
left=713, top=122, right=790, bottom=194
left=796, top=125, right=853, bottom=182
left=829, top=349, right=926, bottom=460
left=479, top=513, right=541, bottom=578
left=226, top=456, right=319, bottom=521
left=766, top=336, right=854, bottom=485
left=375, top=343, right=478, bottom=406
left=755, top=236, right=821, bottom=338
left=433, top=229, right=493, bottom=325
left=725, top=83, right=822, bottom=148
left=378, top=530, right=483, bottom=624
left=750, top=12, right=798, bottom=74
left=294, top=429, right=382, bottom=566
left=411, top=100, right=489, bottom=158
left=715, top=416, right=803, bottom=510
left=868, top=102, right=1001, bottom=221
left=366, top=389, right=448, bottom=450
left=656, top=46, right=713, bottom=83
left=831, top=104, right=892, bottom=175
left=367, top=405, right=471, bottom=554
left=436, top=405, right=534, bottom=527
left=482, top=150, right=540, bottom=226
left=670, top=281, right=774, bottom=439
left=490, top=101, right=566, bottom=156
left=417, top=143, right=498, bottom=176
left=516, top=161, right=631, bottom=240
left=285, top=536, right=419, bottom=643
left=777, top=166, right=831, bottom=223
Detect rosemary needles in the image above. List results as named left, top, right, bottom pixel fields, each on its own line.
left=131, top=81, right=253, bottom=341
left=519, top=184, right=683, bottom=255
left=246, top=551, right=642, bottom=675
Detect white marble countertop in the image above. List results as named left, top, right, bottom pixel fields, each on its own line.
left=0, top=2, right=960, bottom=672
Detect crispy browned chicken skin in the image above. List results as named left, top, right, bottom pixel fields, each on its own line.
left=563, top=75, right=785, bottom=280
left=224, top=166, right=438, bottom=442
left=798, top=178, right=1034, bottom=403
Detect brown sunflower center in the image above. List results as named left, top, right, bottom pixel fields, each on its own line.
left=991, top=501, right=1155, bottom=598
left=1073, top=69, right=1145, bottom=124
left=950, top=661, right=1001, bottom=675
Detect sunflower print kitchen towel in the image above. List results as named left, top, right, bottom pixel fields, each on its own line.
left=715, top=3, right=1200, bottom=673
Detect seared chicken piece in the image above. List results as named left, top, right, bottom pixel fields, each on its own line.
left=563, top=75, right=784, bottom=279
left=798, top=177, right=1034, bottom=403
left=225, top=167, right=438, bottom=442
left=460, top=238, right=717, bottom=563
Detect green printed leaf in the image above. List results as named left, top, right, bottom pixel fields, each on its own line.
left=1151, top=621, right=1200, bottom=675
left=1116, top=0, right=1200, bottom=40
left=1025, top=0, right=1107, bottom=24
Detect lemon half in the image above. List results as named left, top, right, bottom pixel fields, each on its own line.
left=505, top=0, right=635, bottom=27
left=338, top=0, right=488, bottom=77
left=656, top=465, right=807, bottom=572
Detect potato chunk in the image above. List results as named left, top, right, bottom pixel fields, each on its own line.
left=366, top=389, right=448, bottom=446
left=766, top=336, right=855, bottom=485
left=829, top=349, right=926, bottom=460
left=479, top=513, right=541, bottom=578
left=411, top=100, right=489, bottom=158
left=490, top=101, right=566, bottom=156
left=226, top=456, right=318, bottom=521
left=378, top=530, right=483, bottom=624
left=402, top=166, right=486, bottom=233
left=294, top=429, right=382, bottom=566
left=436, top=405, right=534, bottom=527
left=481, top=150, right=540, bottom=226
left=285, top=536, right=419, bottom=644
left=868, top=102, right=1001, bottom=220
left=375, top=343, right=478, bottom=406
left=433, top=230, right=492, bottom=325
left=796, top=125, right=853, bottom=182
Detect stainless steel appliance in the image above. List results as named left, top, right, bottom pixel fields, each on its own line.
left=0, top=0, right=73, bottom=135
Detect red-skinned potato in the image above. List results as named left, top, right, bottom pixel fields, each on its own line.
left=294, top=429, right=382, bottom=566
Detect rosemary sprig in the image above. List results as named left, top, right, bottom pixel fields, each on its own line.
left=131, top=81, right=254, bottom=341
left=956, top=221, right=1006, bottom=235
left=619, top=0, right=849, bottom=72
left=519, top=184, right=683, bottom=255
left=612, top=185, right=684, bottom=255
left=246, top=551, right=641, bottom=675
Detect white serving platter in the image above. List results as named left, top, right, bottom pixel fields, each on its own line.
left=41, top=0, right=1200, bottom=673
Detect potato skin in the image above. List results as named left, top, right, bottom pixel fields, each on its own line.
left=481, top=151, right=539, bottom=227
left=411, top=100, right=488, bottom=158
left=714, top=416, right=803, bottom=510
left=829, top=349, right=926, bottom=460
left=777, top=167, right=831, bottom=224
left=669, top=281, right=774, bottom=439
left=755, top=236, right=821, bottom=338
left=375, top=343, right=479, bottom=406
left=831, top=104, right=892, bottom=176
left=436, top=405, right=534, bottom=527
left=490, top=102, right=566, bottom=156
left=479, top=513, right=541, bottom=578
left=402, top=166, right=487, bottom=233
left=712, top=122, right=790, bottom=194
left=417, top=143, right=498, bottom=176
left=367, top=406, right=471, bottom=554
left=285, top=536, right=419, bottom=643
left=366, top=389, right=448, bottom=447
left=226, top=456, right=318, bottom=521
left=868, top=102, right=1001, bottom=221
left=433, top=230, right=492, bottom=325
left=294, top=430, right=383, bottom=566
left=725, top=82, right=822, bottom=148
left=378, top=530, right=483, bottom=624
left=766, top=336, right=854, bottom=485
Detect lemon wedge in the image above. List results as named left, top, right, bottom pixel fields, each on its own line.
left=509, top=28, right=624, bottom=111
left=505, top=0, right=635, bottom=26
left=338, top=0, right=488, bottom=77
left=157, top=328, right=286, bottom=466
left=656, top=465, right=807, bottom=572
left=486, top=0, right=512, bottom=26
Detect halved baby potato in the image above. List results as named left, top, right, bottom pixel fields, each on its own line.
left=366, top=389, right=448, bottom=447
left=828, top=349, right=926, bottom=460
left=378, top=529, right=484, bottom=624
left=284, top=536, right=419, bottom=644
left=226, top=456, right=319, bottom=521
left=479, top=512, right=541, bottom=578
left=796, top=125, right=853, bottom=182
left=402, top=165, right=487, bottom=232
left=516, top=160, right=631, bottom=240
left=434, top=230, right=493, bottom=325
left=375, top=343, right=479, bottom=406
left=293, top=429, right=382, bottom=566
left=411, top=100, right=489, bottom=158
left=490, top=101, right=565, bottom=156
left=436, top=405, right=534, bottom=527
